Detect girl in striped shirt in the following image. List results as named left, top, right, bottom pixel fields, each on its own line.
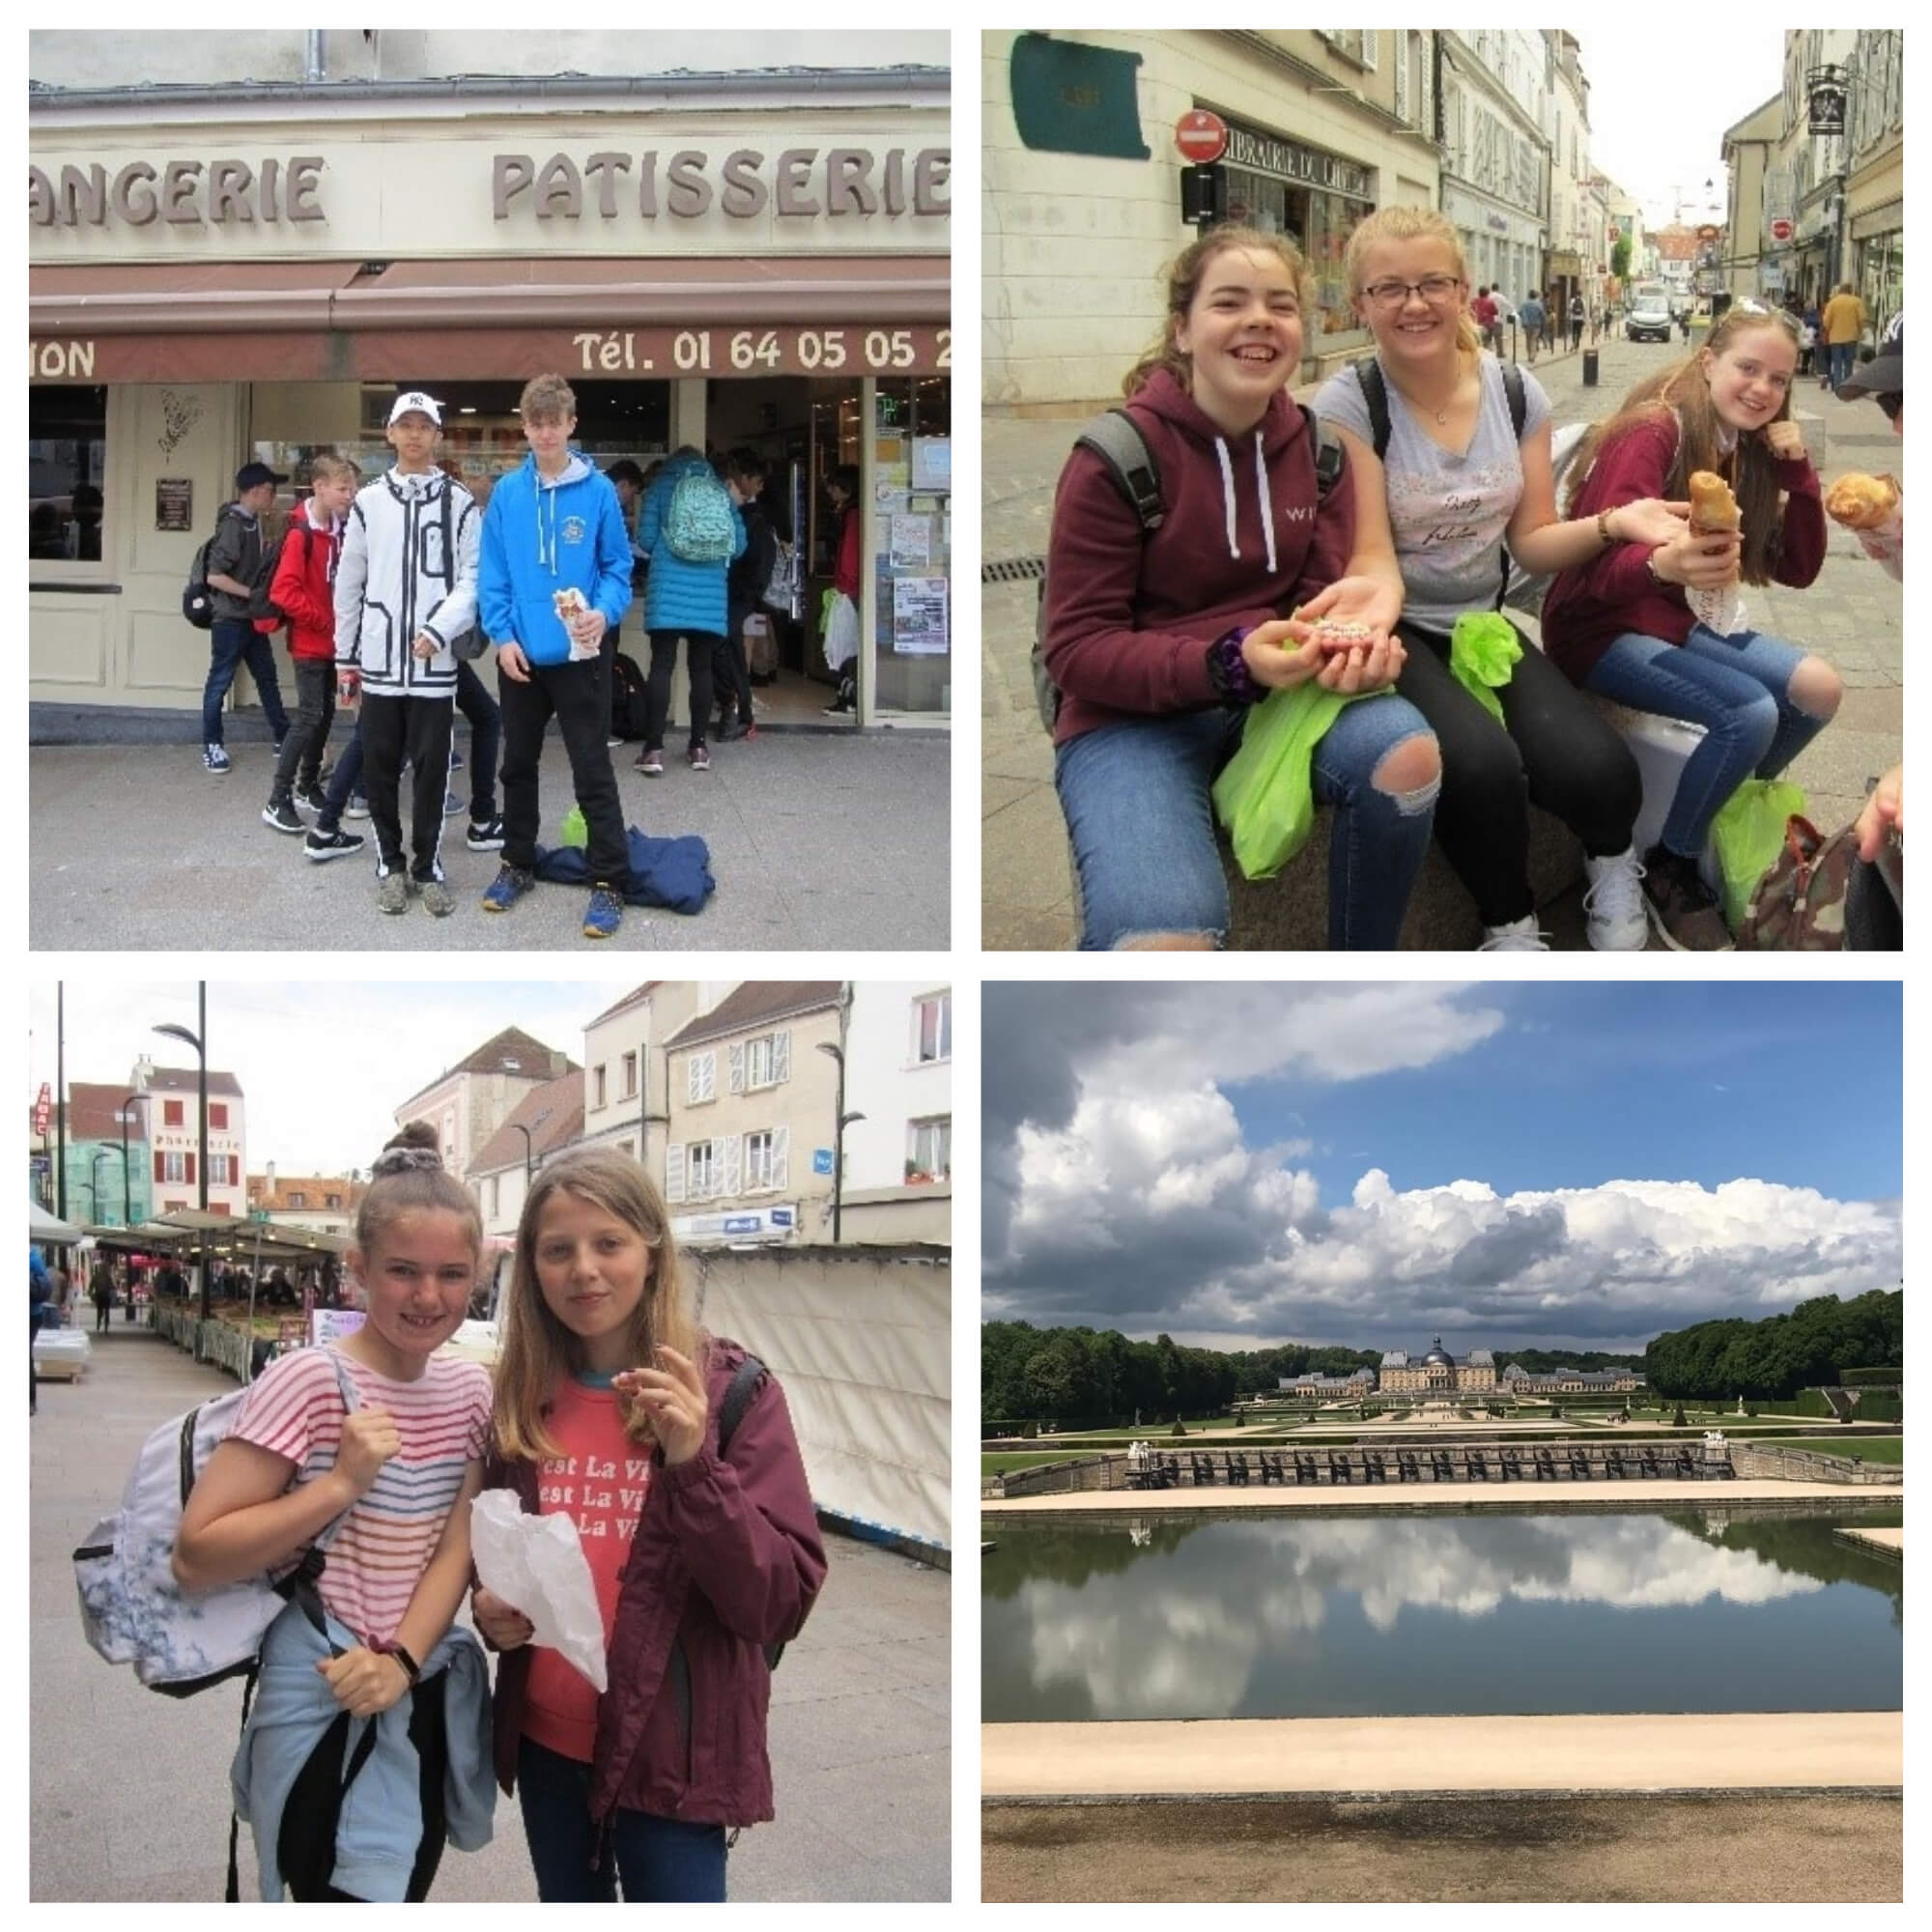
left=174, top=1123, right=494, bottom=1900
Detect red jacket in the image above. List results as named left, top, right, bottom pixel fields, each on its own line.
left=481, top=1339, right=827, bottom=1828
left=1041, top=367, right=1355, bottom=748
left=1541, top=413, right=1826, bottom=684
left=833, top=502, right=861, bottom=600
left=258, top=501, right=343, bottom=662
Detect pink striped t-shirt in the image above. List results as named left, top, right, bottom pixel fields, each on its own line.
left=232, top=1345, right=492, bottom=1647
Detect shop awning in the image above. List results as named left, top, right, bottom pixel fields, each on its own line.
left=31, top=254, right=952, bottom=382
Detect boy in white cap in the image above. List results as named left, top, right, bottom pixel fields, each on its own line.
left=334, top=392, right=480, bottom=916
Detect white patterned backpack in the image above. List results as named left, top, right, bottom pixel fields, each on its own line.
left=73, top=1349, right=358, bottom=1694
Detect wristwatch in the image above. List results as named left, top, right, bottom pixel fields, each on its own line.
left=374, top=1639, right=421, bottom=1686
left=1204, top=626, right=1262, bottom=705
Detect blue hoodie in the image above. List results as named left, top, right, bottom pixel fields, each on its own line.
left=478, top=451, right=633, bottom=668
left=639, top=450, right=746, bottom=638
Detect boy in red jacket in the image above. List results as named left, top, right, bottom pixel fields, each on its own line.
left=262, top=455, right=360, bottom=835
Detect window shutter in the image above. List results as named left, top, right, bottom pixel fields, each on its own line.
left=686, top=1056, right=700, bottom=1105
left=667, top=1144, right=686, bottom=1204
left=723, top=1133, right=743, bottom=1198
left=154, top=1151, right=164, bottom=1183
left=700, top=1053, right=715, bottom=1101
left=185, top=1151, right=196, bottom=1184
left=728, top=1041, right=745, bottom=1094
left=772, top=1124, right=789, bottom=1190
left=775, top=1030, right=791, bottom=1083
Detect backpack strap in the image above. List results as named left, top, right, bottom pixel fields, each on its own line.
left=1073, top=410, right=1163, bottom=532
left=1495, top=359, right=1529, bottom=611
left=1352, top=355, right=1393, bottom=462
left=1299, top=404, right=1345, bottom=499
left=717, top=1352, right=768, bottom=1456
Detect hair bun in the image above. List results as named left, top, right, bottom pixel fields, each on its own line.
left=371, top=1145, right=445, bottom=1179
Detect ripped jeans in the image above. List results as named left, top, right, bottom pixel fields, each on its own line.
left=1055, top=696, right=1438, bottom=951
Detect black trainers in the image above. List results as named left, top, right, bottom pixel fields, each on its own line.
left=466, top=816, right=505, bottom=851
left=305, top=826, right=367, bottom=863
left=1640, top=845, right=1735, bottom=952
left=261, top=798, right=305, bottom=836
left=294, top=779, right=328, bottom=812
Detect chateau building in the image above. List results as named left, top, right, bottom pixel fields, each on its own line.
left=1378, top=1338, right=1497, bottom=1396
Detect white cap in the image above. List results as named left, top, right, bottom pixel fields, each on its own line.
left=387, top=391, right=442, bottom=427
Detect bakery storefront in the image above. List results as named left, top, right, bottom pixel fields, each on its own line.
left=30, top=111, right=952, bottom=731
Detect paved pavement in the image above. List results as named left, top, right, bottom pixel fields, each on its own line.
left=30, top=1324, right=950, bottom=1902
left=31, top=725, right=950, bottom=951
left=982, top=1712, right=1902, bottom=1799
left=983, top=334, right=1904, bottom=950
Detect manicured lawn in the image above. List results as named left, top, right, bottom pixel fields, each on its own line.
left=983, top=1452, right=1086, bottom=1477
left=1753, top=1436, right=1903, bottom=1464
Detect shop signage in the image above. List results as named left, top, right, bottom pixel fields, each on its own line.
left=492, top=148, right=949, bottom=221
left=29, top=156, right=325, bottom=228
left=1221, top=124, right=1369, bottom=202
left=155, top=477, right=192, bottom=531
left=34, top=1084, right=51, bottom=1136
left=569, top=325, right=950, bottom=377
left=1806, top=71, right=1848, bottom=136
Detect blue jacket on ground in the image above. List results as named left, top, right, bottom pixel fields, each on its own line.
left=534, top=824, right=716, bottom=915
left=639, top=451, right=745, bottom=638
left=479, top=451, right=633, bottom=668
left=231, top=1600, right=495, bottom=1901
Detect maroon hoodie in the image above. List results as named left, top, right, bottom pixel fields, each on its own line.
left=482, top=1338, right=827, bottom=1828
left=1541, top=412, right=1826, bottom=685
left=1041, top=366, right=1356, bottom=747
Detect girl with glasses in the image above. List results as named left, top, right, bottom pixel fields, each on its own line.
left=1542, top=303, right=1840, bottom=951
left=1316, top=205, right=1688, bottom=950
left=1041, top=223, right=1442, bottom=951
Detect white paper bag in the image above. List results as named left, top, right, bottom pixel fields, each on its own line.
left=469, top=1488, right=608, bottom=1692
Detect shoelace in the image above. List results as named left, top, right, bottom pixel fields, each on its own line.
left=1478, top=923, right=1550, bottom=952
left=1582, top=857, right=1647, bottom=921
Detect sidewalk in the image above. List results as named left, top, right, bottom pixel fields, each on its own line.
left=983, top=334, right=1903, bottom=950
left=30, top=1325, right=950, bottom=1901
left=31, top=726, right=950, bottom=951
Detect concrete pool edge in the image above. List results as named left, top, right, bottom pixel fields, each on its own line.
left=980, top=1713, right=1904, bottom=1800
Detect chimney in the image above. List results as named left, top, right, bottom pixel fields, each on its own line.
left=266, top=1162, right=275, bottom=1196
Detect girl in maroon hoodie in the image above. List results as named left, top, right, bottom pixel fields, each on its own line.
left=471, top=1150, right=824, bottom=1901
left=1043, top=224, right=1441, bottom=951
left=261, top=454, right=358, bottom=834
left=1543, top=302, right=1840, bottom=950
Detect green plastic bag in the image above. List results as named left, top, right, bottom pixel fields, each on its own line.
left=559, top=805, right=589, bottom=850
left=1711, top=778, right=1807, bottom=932
left=1447, top=611, right=1521, bottom=724
left=1211, top=683, right=1366, bottom=880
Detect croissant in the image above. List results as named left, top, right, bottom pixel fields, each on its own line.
left=1824, top=472, right=1902, bottom=530
left=1687, top=470, right=1741, bottom=534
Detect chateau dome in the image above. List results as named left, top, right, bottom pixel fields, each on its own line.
left=1422, top=1338, right=1454, bottom=1366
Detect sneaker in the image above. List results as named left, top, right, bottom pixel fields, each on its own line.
left=271, top=734, right=288, bottom=756
left=1641, top=845, right=1735, bottom=952
left=482, top=863, right=534, bottom=913
left=448, top=748, right=465, bottom=772
left=261, top=798, right=305, bottom=836
left=719, top=717, right=756, bottom=743
left=688, top=744, right=711, bottom=773
left=376, top=871, right=411, bottom=916
left=203, top=743, right=231, bottom=775
left=466, top=816, right=505, bottom=851
left=1582, top=847, right=1649, bottom=952
left=582, top=886, right=624, bottom=940
left=637, top=749, right=665, bottom=777
left=304, top=826, right=366, bottom=863
left=443, top=788, right=466, bottom=817
left=419, top=878, right=456, bottom=919
left=1478, top=914, right=1550, bottom=952
left=294, top=779, right=329, bottom=813
left=344, top=793, right=372, bottom=820
left=608, top=734, right=625, bottom=749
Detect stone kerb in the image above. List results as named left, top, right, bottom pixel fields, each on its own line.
left=1727, top=1442, right=1902, bottom=1487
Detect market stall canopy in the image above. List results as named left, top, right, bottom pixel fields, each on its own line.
left=141, top=1210, right=350, bottom=1264
left=29, top=1199, right=87, bottom=1242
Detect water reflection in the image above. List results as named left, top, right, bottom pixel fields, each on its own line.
left=982, top=1511, right=1901, bottom=1722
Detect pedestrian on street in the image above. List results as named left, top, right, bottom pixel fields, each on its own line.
left=90, top=1257, right=114, bottom=1333
left=717, top=449, right=776, bottom=741
left=199, top=462, right=294, bottom=776
left=469, top=1149, right=826, bottom=1902
left=1471, top=285, right=1498, bottom=354
left=1820, top=281, right=1867, bottom=391
left=1520, top=293, right=1547, bottom=364
left=1543, top=302, right=1841, bottom=952
left=1568, top=294, right=1586, bottom=354
left=820, top=466, right=863, bottom=713
left=1797, top=308, right=1818, bottom=376
left=173, top=1124, right=496, bottom=1901
left=1320, top=205, right=1669, bottom=952
left=1039, top=223, right=1442, bottom=951
left=30, top=1247, right=52, bottom=1415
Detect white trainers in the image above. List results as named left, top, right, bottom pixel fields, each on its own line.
left=1582, top=846, right=1649, bottom=951
left=1479, top=914, right=1549, bottom=952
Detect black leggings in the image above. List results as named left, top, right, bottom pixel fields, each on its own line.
left=1395, top=619, right=1642, bottom=927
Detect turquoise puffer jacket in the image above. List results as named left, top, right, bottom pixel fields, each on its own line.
left=639, top=453, right=745, bottom=639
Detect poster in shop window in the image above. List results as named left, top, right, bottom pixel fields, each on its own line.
left=889, top=515, right=932, bottom=570
left=892, top=576, right=949, bottom=654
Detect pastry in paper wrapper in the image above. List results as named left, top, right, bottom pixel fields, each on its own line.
left=1684, top=469, right=1747, bottom=637
left=553, top=585, right=599, bottom=659
left=469, top=1486, right=608, bottom=1691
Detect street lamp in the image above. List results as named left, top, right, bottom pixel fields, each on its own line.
left=119, top=1094, right=141, bottom=1230
left=155, top=982, right=210, bottom=1321
left=511, top=1107, right=554, bottom=1186
left=812, top=1042, right=867, bottom=1245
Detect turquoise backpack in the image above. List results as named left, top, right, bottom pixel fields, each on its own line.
left=664, top=469, right=737, bottom=563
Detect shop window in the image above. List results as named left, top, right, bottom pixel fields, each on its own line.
left=29, top=384, right=107, bottom=563
left=621, top=1052, right=638, bottom=1100
left=870, top=375, right=951, bottom=716
left=907, top=1118, right=951, bottom=1183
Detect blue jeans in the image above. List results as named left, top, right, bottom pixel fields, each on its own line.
left=201, top=617, right=290, bottom=747
left=319, top=721, right=364, bottom=831
left=1828, top=340, right=1858, bottom=388
left=1583, top=623, right=1824, bottom=855
left=516, top=1737, right=727, bottom=1902
left=1055, top=696, right=1438, bottom=951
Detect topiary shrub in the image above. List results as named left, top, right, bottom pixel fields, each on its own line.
left=1170, top=1417, right=1187, bottom=1437
left=1673, top=1405, right=1688, bottom=1428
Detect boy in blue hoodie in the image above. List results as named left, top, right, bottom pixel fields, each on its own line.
left=477, top=374, right=635, bottom=939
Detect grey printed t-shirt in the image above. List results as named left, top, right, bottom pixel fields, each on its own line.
left=1315, top=354, right=1551, bottom=635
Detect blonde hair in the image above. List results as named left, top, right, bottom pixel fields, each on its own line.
left=492, top=1149, right=707, bottom=1463
left=307, top=453, right=358, bottom=487
left=519, top=372, right=577, bottom=421
left=1122, top=225, right=1312, bottom=399
left=1344, top=205, right=1483, bottom=356
left=352, top=1120, right=482, bottom=1271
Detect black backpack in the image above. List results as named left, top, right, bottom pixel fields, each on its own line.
left=610, top=651, right=652, bottom=741
left=716, top=1352, right=789, bottom=1671
left=182, top=502, right=241, bottom=630
left=1031, top=404, right=1346, bottom=733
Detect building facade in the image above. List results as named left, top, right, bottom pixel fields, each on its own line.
left=1378, top=1338, right=1497, bottom=1396
left=838, top=980, right=952, bottom=1243
left=136, top=1057, right=247, bottom=1217
left=1276, top=1368, right=1376, bottom=1397
left=1437, top=31, right=1548, bottom=316
left=245, top=1168, right=365, bottom=1237
left=1720, top=95, right=1784, bottom=303
left=29, top=30, right=952, bottom=731
left=1500, top=1363, right=1642, bottom=1396
left=577, top=980, right=720, bottom=1185
left=468, top=1069, right=585, bottom=1244
left=394, top=1025, right=576, bottom=1179
left=1843, top=30, right=1902, bottom=332
left=41, top=1083, right=152, bottom=1225
left=983, top=29, right=1442, bottom=406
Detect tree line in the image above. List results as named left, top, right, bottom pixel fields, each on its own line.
left=1643, top=1290, right=1902, bottom=1401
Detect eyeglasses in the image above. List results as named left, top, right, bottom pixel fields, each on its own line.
left=1361, top=275, right=1464, bottom=311
left=1730, top=299, right=1802, bottom=335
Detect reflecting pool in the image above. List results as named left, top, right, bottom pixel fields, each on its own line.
left=981, top=1509, right=1901, bottom=1722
